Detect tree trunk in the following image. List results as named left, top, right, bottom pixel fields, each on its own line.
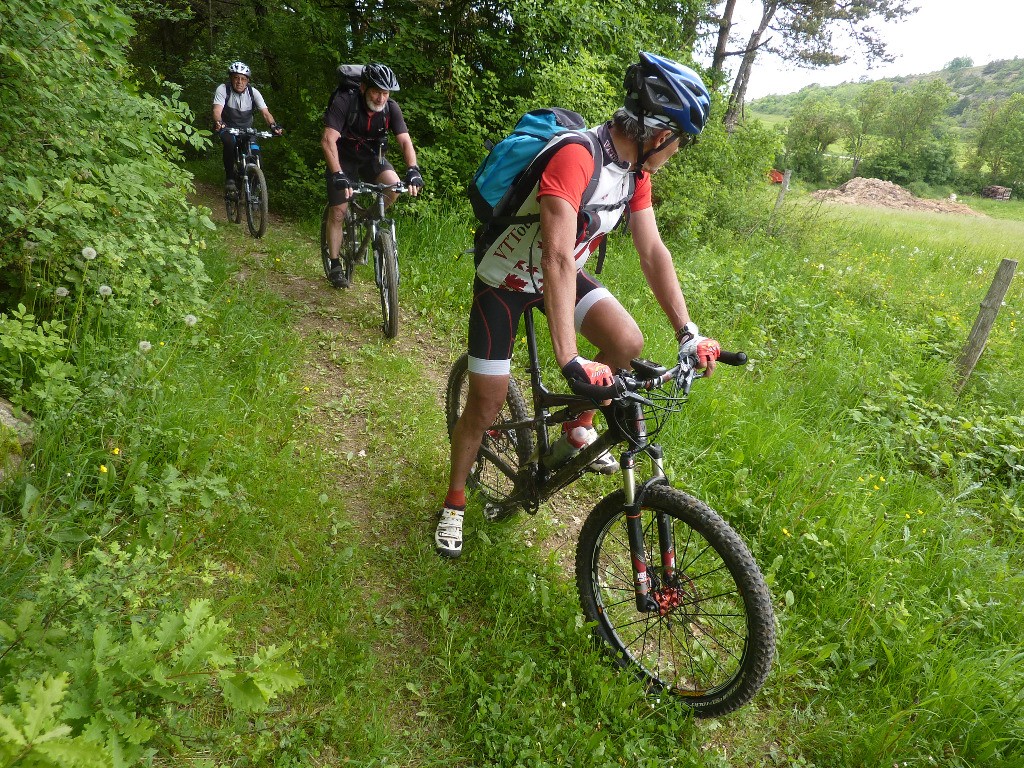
left=711, top=0, right=739, bottom=78
left=725, top=1, right=778, bottom=129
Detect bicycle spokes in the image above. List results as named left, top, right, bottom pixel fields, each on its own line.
left=577, top=486, right=774, bottom=715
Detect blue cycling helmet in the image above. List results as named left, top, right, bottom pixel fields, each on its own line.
left=624, top=52, right=710, bottom=136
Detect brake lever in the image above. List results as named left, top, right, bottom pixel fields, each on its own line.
left=674, top=356, right=699, bottom=395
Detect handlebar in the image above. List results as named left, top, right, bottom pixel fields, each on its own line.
left=567, top=350, right=747, bottom=402
left=349, top=181, right=409, bottom=195
left=223, top=128, right=277, bottom=139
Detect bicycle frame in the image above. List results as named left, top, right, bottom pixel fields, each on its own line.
left=347, top=183, right=403, bottom=278
left=226, top=128, right=271, bottom=195
left=496, top=307, right=681, bottom=612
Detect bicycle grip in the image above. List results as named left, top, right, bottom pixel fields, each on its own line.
left=718, top=350, right=747, bottom=366
left=567, top=377, right=624, bottom=401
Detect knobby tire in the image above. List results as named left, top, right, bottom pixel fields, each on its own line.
left=376, top=230, right=399, bottom=338
left=445, top=353, right=533, bottom=517
left=225, top=188, right=241, bottom=224
left=576, top=485, right=774, bottom=717
left=245, top=164, right=268, bottom=238
left=319, top=206, right=333, bottom=281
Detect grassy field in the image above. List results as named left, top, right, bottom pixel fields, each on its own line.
left=3, top=184, right=1021, bottom=766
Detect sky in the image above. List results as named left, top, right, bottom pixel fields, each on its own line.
left=704, top=0, right=1023, bottom=101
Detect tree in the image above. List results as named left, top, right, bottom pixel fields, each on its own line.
left=783, top=94, right=851, bottom=181
left=944, top=56, right=973, bottom=72
left=125, top=0, right=715, bottom=214
left=712, top=0, right=916, bottom=127
left=845, top=80, right=893, bottom=174
left=974, top=94, right=1024, bottom=187
left=880, top=79, right=954, bottom=153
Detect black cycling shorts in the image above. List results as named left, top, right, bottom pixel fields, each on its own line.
left=466, top=272, right=612, bottom=376
left=325, top=150, right=396, bottom=207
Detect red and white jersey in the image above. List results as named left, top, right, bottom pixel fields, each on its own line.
left=475, top=130, right=652, bottom=293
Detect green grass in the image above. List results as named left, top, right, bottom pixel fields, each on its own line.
left=3, top=187, right=1022, bottom=766
left=747, top=110, right=788, bottom=131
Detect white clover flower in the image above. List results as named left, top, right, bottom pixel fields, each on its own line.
left=98, top=285, right=112, bottom=297
left=138, top=340, right=152, bottom=353
left=82, top=246, right=97, bottom=260
left=55, top=287, right=69, bottom=298
left=184, top=313, right=198, bottom=327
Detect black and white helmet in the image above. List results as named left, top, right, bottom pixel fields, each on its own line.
left=227, top=61, right=251, bottom=78
left=362, top=63, right=399, bottom=91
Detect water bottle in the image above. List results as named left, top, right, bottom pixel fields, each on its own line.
left=542, top=426, right=589, bottom=469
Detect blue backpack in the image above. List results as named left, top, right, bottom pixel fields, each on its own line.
left=469, top=108, right=602, bottom=223
left=468, top=108, right=633, bottom=272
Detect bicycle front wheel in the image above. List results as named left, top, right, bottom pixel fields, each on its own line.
left=375, top=230, right=399, bottom=338
left=445, top=353, right=533, bottom=519
left=244, top=164, right=268, bottom=238
left=576, top=485, right=774, bottom=717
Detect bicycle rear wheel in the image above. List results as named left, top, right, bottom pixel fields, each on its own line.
left=225, top=187, right=241, bottom=224
left=244, top=164, right=268, bottom=238
left=344, top=206, right=365, bottom=267
left=375, top=230, right=399, bottom=338
left=320, top=206, right=357, bottom=286
left=445, top=353, right=534, bottom=519
left=576, top=485, right=774, bottom=717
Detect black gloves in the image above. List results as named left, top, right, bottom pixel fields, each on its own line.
left=330, top=171, right=352, bottom=192
left=405, top=165, right=424, bottom=189
left=270, top=123, right=284, bottom=135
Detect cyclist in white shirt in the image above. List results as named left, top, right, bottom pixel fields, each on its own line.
left=212, top=61, right=282, bottom=194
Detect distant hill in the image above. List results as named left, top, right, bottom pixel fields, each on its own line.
left=749, top=58, right=1024, bottom=122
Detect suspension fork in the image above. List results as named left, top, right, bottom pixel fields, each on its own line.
left=618, top=450, right=654, bottom=612
left=622, top=435, right=675, bottom=611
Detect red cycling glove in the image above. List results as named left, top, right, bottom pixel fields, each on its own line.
left=676, top=322, right=721, bottom=370
left=561, top=355, right=613, bottom=387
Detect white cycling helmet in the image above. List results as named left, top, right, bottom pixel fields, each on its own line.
left=228, top=61, right=251, bottom=78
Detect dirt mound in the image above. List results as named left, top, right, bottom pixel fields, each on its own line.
left=812, top=177, right=983, bottom=216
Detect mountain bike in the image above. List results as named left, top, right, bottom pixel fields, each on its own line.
left=223, top=128, right=275, bottom=238
left=444, top=308, right=775, bottom=717
left=319, top=182, right=407, bottom=339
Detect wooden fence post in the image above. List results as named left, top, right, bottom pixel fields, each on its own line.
left=768, top=170, right=792, bottom=234
left=955, top=258, right=1018, bottom=392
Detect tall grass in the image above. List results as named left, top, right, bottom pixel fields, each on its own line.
left=398, top=199, right=1024, bottom=766
left=5, top=189, right=1020, bottom=766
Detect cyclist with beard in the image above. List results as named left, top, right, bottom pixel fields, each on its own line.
left=320, top=63, right=423, bottom=289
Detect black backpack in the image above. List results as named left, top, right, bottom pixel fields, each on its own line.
left=326, top=64, right=393, bottom=135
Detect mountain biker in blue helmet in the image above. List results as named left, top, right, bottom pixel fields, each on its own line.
left=434, top=52, right=721, bottom=558
left=212, top=61, right=284, bottom=194
left=623, top=51, right=711, bottom=168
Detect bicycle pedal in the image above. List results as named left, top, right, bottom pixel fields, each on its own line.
left=585, top=455, right=620, bottom=475
left=483, top=503, right=518, bottom=522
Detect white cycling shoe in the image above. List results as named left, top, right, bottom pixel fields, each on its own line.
left=435, top=506, right=464, bottom=558
left=578, top=427, right=619, bottom=474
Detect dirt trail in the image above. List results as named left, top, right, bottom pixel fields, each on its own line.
left=196, top=183, right=459, bottom=746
